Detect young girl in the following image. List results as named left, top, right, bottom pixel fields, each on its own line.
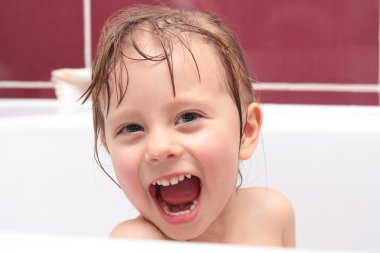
left=82, top=5, right=295, bottom=247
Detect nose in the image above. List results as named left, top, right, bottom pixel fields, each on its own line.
left=144, top=129, right=183, bottom=163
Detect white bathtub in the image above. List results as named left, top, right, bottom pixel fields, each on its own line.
left=0, top=99, right=379, bottom=252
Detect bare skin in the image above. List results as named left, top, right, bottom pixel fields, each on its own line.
left=110, top=187, right=295, bottom=247
left=104, top=32, right=295, bottom=247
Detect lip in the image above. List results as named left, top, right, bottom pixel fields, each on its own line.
left=148, top=174, right=202, bottom=225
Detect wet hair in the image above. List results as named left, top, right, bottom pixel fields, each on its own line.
left=81, top=5, right=258, bottom=185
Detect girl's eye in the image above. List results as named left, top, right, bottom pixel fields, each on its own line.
left=177, top=112, right=200, bottom=124
left=120, top=124, right=143, bottom=134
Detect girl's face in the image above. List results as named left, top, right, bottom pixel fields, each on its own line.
left=103, top=37, right=245, bottom=240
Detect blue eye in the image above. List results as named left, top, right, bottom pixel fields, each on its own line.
left=120, top=124, right=143, bottom=133
left=178, top=112, right=200, bottom=124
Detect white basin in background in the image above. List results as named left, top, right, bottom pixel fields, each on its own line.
left=0, top=99, right=379, bottom=252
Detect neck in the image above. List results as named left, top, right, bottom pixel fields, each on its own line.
left=191, top=188, right=239, bottom=244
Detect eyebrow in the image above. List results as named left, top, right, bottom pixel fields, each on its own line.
left=166, top=97, right=213, bottom=108
left=106, top=97, right=213, bottom=122
left=106, top=109, right=140, bottom=124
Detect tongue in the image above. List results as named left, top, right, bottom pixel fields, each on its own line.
left=159, top=177, right=200, bottom=205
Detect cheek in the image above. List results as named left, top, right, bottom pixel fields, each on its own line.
left=190, top=125, right=241, bottom=183
left=109, top=146, right=144, bottom=199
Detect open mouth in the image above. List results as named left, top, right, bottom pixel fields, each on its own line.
left=149, top=174, right=201, bottom=217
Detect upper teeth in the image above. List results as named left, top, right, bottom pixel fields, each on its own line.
left=153, top=174, right=191, bottom=186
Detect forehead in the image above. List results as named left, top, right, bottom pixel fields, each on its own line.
left=109, top=30, right=228, bottom=100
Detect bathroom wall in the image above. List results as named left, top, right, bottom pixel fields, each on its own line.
left=0, top=0, right=379, bottom=104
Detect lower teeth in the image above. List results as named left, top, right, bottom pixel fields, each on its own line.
left=161, top=200, right=198, bottom=216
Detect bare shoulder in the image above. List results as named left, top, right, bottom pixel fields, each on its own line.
left=247, top=187, right=294, bottom=219
left=110, top=216, right=168, bottom=240
left=238, top=187, right=296, bottom=247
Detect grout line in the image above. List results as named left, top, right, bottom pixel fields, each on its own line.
left=1, top=81, right=380, bottom=94
left=253, top=83, right=380, bottom=93
left=83, top=0, right=92, bottom=68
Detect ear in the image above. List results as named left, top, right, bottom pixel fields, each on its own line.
left=239, top=102, right=262, bottom=160
left=102, top=134, right=110, bottom=154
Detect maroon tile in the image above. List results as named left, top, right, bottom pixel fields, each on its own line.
left=3, top=0, right=378, bottom=100
left=0, top=88, right=56, bottom=99
left=0, top=0, right=84, bottom=81
left=197, top=0, right=379, bottom=84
